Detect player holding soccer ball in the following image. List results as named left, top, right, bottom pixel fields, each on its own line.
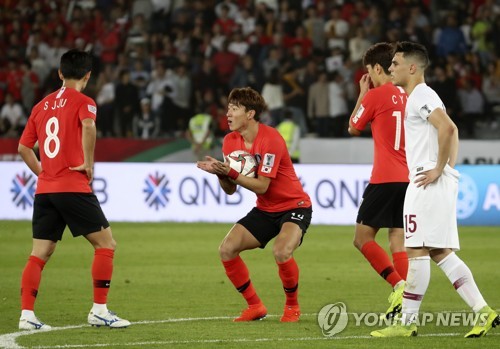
left=197, top=87, right=312, bottom=322
left=348, top=42, right=409, bottom=320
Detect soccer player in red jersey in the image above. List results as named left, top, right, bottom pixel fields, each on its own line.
left=197, top=87, right=312, bottom=322
left=348, top=43, right=409, bottom=319
left=17, top=49, right=130, bottom=330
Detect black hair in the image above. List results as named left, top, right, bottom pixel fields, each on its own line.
left=393, top=41, right=429, bottom=70
left=362, top=42, right=394, bottom=74
left=59, top=49, right=92, bottom=80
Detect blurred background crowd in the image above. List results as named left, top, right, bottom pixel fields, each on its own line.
left=1, top=0, right=499, bottom=141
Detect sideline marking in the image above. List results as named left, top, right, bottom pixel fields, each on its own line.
left=1, top=312, right=497, bottom=349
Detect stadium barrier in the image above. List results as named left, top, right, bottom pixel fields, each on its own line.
left=1, top=162, right=499, bottom=226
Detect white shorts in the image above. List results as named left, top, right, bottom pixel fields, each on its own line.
left=403, top=167, right=460, bottom=251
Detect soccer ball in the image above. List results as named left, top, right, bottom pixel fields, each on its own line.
left=227, top=150, right=257, bottom=177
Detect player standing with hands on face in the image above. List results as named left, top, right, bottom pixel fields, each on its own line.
left=348, top=42, right=409, bottom=320
left=371, top=41, right=499, bottom=338
left=18, top=49, right=130, bottom=330
left=197, top=87, right=312, bottom=322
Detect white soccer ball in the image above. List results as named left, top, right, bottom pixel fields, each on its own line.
left=227, top=150, right=257, bottom=177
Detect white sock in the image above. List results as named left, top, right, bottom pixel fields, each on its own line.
left=91, top=303, right=108, bottom=314
left=401, top=256, right=431, bottom=325
left=21, top=310, right=35, bottom=319
left=437, top=252, right=487, bottom=313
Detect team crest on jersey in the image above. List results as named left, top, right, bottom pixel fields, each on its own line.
left=88, top=105, right=97, bottom=114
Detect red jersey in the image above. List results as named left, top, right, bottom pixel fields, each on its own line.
left=351, top=82, right=409, bottom=183
left=19, top=87, right=97, bottom=194
left=223, top=123, right=311, bottom=212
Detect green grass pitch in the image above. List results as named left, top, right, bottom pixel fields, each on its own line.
left=0, top=221, right=499, bottom=348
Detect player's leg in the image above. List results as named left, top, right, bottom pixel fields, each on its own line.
left=273, top=207, right=312, bottom=322
left=56, top=193, right=129, bottom=328
left=388, top=227, right=408, bottom=280
left=371, top=246, right=430, bottom=337
left=273, top=222, right=303, bottom=322
left=19, top=238, right=57, bottom=331
left=219, top=221, right=266, bottom=321
left=19, top=194, right=65, bottom=331
left=431, top=248, right=500, bottom=337
left=84, top=225, right=129, bottom=328
left=354, top=224, right=403, bottom=288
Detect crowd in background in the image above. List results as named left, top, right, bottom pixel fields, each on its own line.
left=1, top=0, right=500, bottom=140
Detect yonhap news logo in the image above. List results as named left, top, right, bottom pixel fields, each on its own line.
left=317, top=302, right=492, bottom=336
left=10, top=171, right=36, bottom=209
left=143, top=171, right=171, bottom=210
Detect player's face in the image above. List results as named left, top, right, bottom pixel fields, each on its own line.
left=226, top=102, right=249, bottom=132
left=389, top=52, right=408, bottom=87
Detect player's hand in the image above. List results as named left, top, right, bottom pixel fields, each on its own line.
left=197, top=156, right=223, bottom=174
left=69, top=163, right=93, bottom=184
left=414, top=168, right=441, bottom=189
left=359, top=73, right=371, bottom=96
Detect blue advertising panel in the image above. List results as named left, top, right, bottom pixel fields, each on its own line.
left=456, top=165, right=500, bottom=226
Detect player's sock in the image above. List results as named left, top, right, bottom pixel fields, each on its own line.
left=277, top=257, right=299, bottom=306
left=400, top=256, right=430, bottom=325
left=92, top=248, right=114, bottom=304
left=21, top=256, right=46, bottom=311
left=392, top=251, right=409, bottom=280
left=222, top=256, right=261, bottom=306
left=361, top=241, right=402, bottom=287
left=437, top=252, right=487, bottom=312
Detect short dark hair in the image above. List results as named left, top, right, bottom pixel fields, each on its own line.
left=393, top=41, right=429, bottom=70
left=362, top=42, right=394, bottom=74
left=59, top=49, right=92, bottom=80
left=228, top=87, right=267, bottom=121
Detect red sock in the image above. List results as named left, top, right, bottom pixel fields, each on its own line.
left=21, top=256, right=46, bottom=310
left=361, top=241, right=402, bottom=288
left=222, top=256, right=261, bottom=306
left=392, top=251, right=408, bottom=280
left=277, top=257, right=299, bottom=306
left=92, top=248, right=114, bottom=304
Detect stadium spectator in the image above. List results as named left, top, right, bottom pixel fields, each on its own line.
left=133, top=97, right=160, bottom=139
left=0, top=0, right=499, bottom=139
left=0, top=93, right=25, bottom=137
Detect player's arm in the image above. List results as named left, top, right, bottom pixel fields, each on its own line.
left=69, top=118, right=96, bottom=183
left=206, top=158, right=271, bottom=195
left=348, top=73, right=370, bottom=136
left=18, top=143, right=42, bottom=176
left=415, top=108, right=458, bottom=188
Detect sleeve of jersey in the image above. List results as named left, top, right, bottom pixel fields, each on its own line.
left=19, top=113, right=37, bottom=148
left=258, top=135, right=283, bottom=179
left=351, top=91, right=375, bottom=131
left=416, top=90, right=443, bottom=120
left=79, top=99, right=97, bottom=121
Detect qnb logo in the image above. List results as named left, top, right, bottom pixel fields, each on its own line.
left=457, top=173, right=478, bottom=219
left=143, top=171, right=171, bottom=210
left=317, top=302, right=348, bottom=337
left=11, top=171, right=36, bottom=209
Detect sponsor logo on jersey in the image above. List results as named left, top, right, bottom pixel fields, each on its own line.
left=143, top=171, right=171, bottom=210
left=88, top=105, right=97, bottom=115
left=11, top=171, right=36, bottom=209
